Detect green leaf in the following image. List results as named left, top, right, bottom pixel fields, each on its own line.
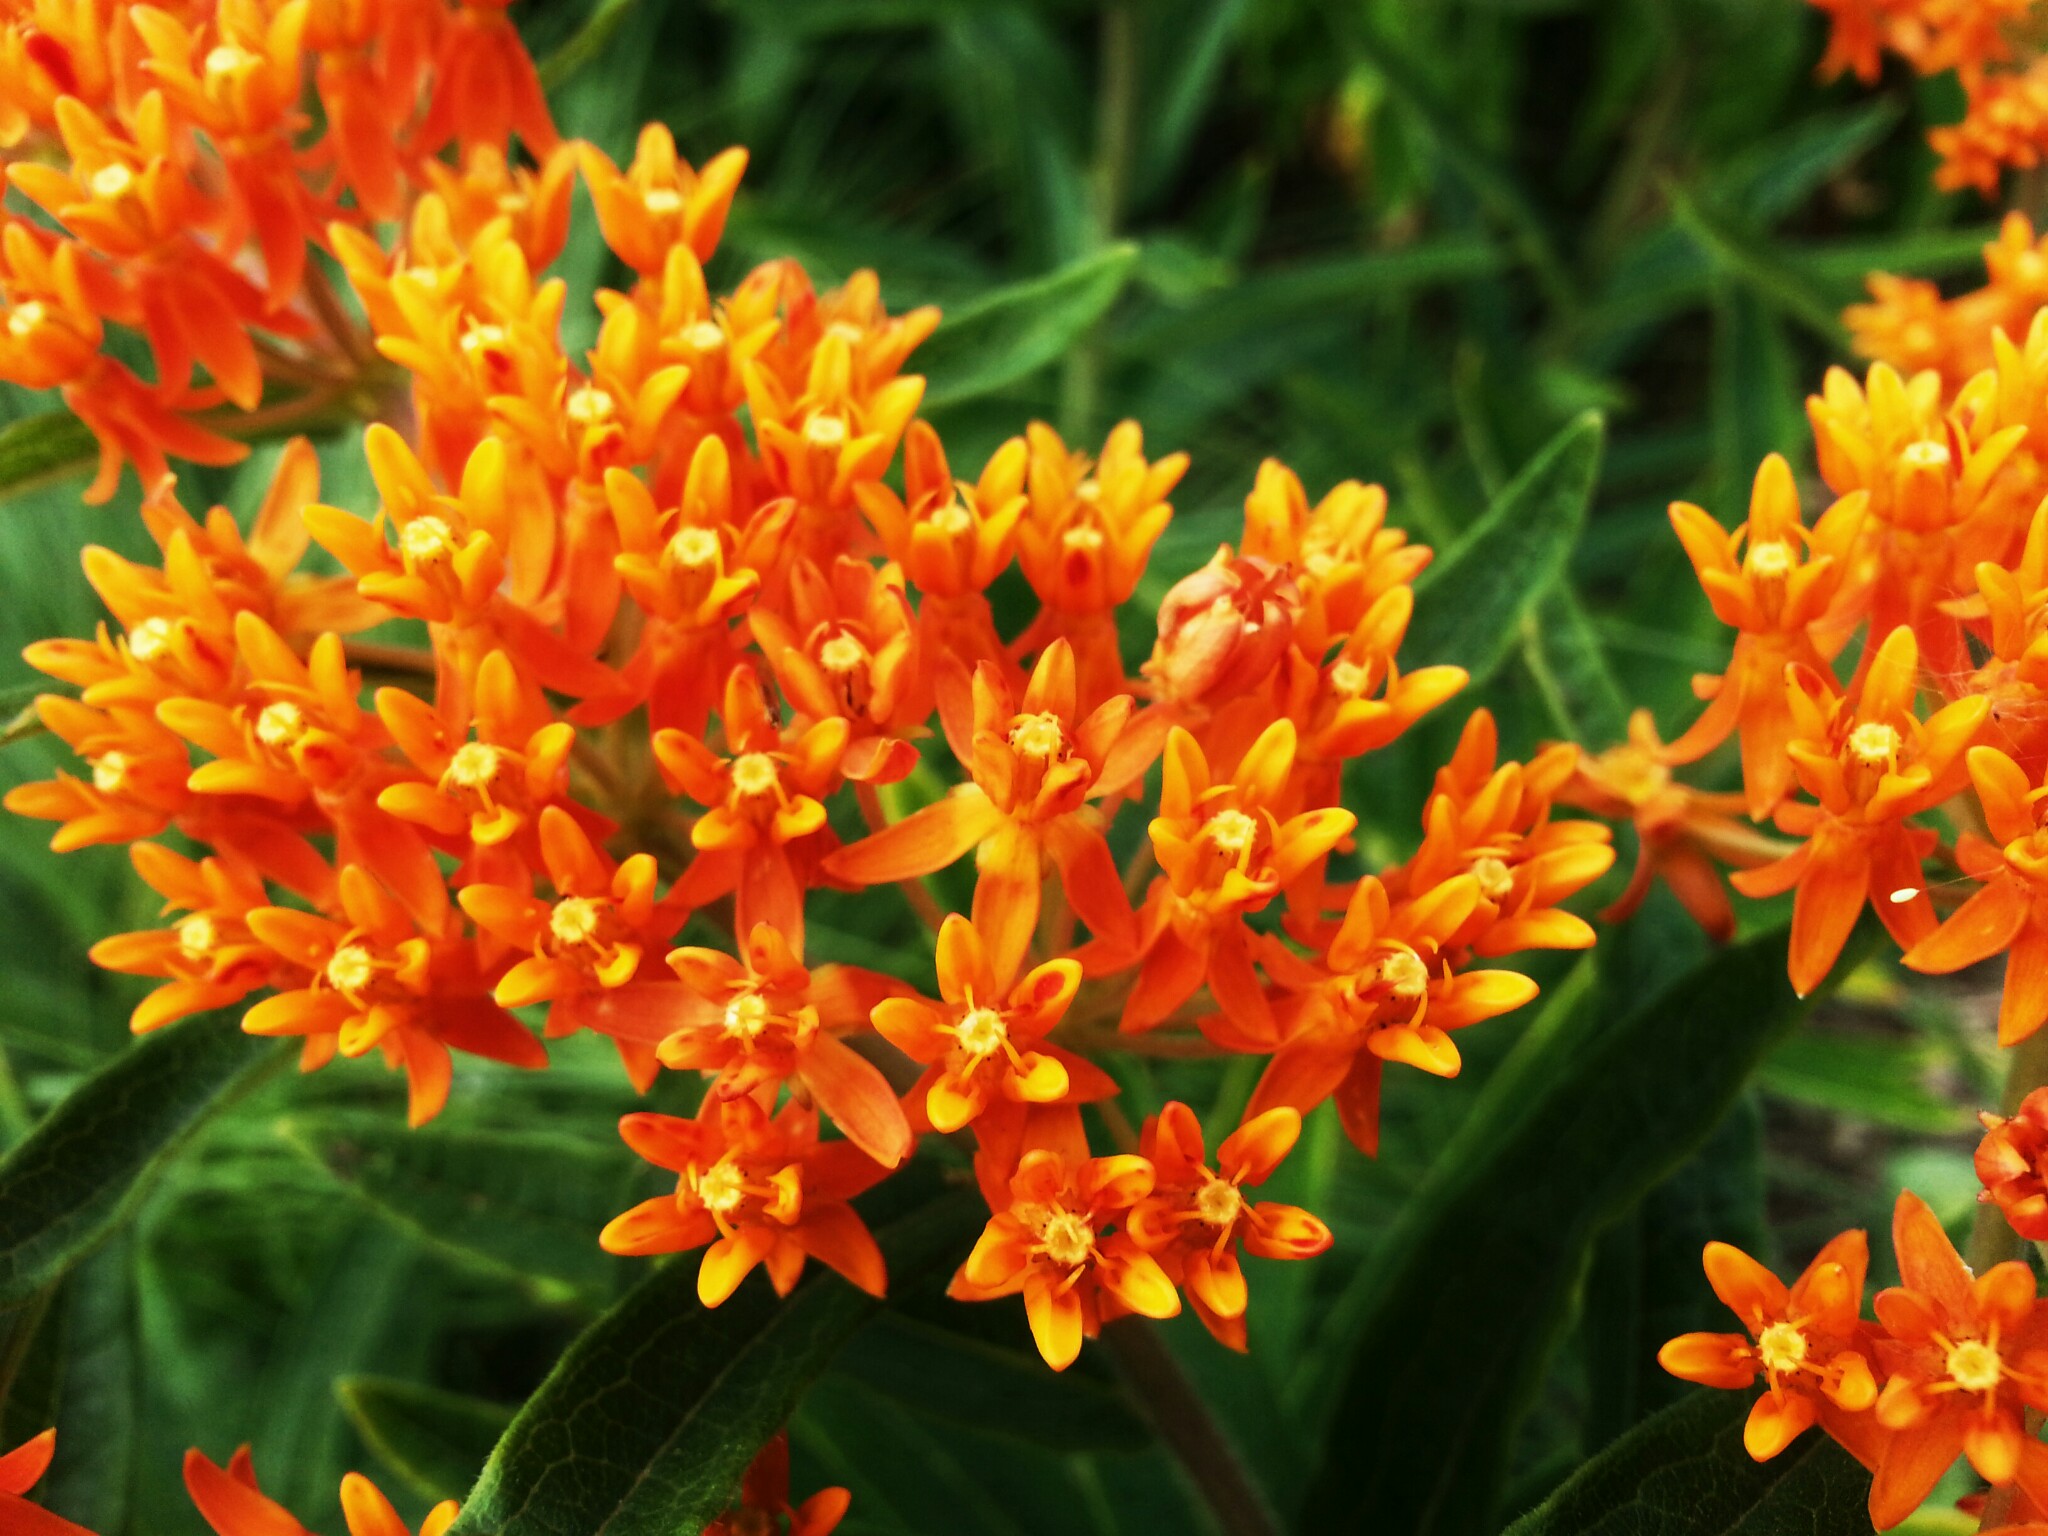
left=1501, top=1389, right=1872, bottom=1535
left=1759, top=1027, right=1973, bottom=1134
left=276, top=1108, right=642, bottom=1295
left=339, top=1376, right=515, bottom=1504
left=917, top=244, right=1139, bottom=408
left=1406, top=412, right=1605, bottom=688
left=1668, top=184, right=1847, bottom=345
left=0, top=1016, right=285, bottom=1306
left=446, top=1186, right=981, bottom=1536
left=0, top=411, right=96, bottom=505
left=1521, top=585, right=1631, bottom=746
left=0, top=681, right=46, bottom=749
left=1299, top=926, right=1820, bottom=1535
left=537, top=0, right=643, bottom=89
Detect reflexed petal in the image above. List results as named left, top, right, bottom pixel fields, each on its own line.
left=183, top=1448, right=311, bottom=1536
left=698, top=1227, right=777, bottom=1306
left=1099, top=1242, right=1182, bottom=1320
left=1743, top=1390, right=1817, bottom=1461
left=1242, top=1202, right=1331, bottom=1261
left=1185, top=1248, right=1248, bottom=1319
left=1891, top=1190, right=1974, bottom=1317
left=1871, top=1414, right=1967, bottom=1529
left=1024, top=1275, right=1085, bottom=1370
left=1967, top=1413, right=2024, bottom=1486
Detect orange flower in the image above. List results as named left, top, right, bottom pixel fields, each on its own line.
left=1657, top=1234, right=1880, bottom=1462
left=951, top=1148, right=1179, bottom=1370
left=1143, top=550, right=1301, bottom=715
left=581, top=125, right=747, bottom=278
left=870, top=911, right=1114, bottom=1138
left=600, top=1093, right=889, bottom=1305
left=1977, top=1087, right=2048, bottom=1242
left=703, top=1434, right=849, bottom=1536
left=653, top=665, right=849, bottom=947
left=244, top=864, right=545, bottom=1124
left=622, top=923, right=913, bottom=1169
left=825, top=639, right=1164, bottom=980
left=88, top=843, right=284, bottom=1033
left=1868, top=1190, right=2048, bottom=1529
left=1662, top=453, right=1868, bottom=817
left=1, top=1428, right=95, bottom=1536
left=1125, top=1103, right=1331, bottom=1351
left=1238, top=460, right=1433, bottom=656
left=1902, top=746, right=2048, bottom=1042
left=185, top=1444, right=456, bottom=1536
left=1250, top=871, right=1540, bottom=1153
left=4, top=695, right=191, bottom=850
left=1560, top=710, right=1785, bottom=940
left=1116, top=719, right=1354, bottom=1033
left=1732, top=625, right=1987, bottom=996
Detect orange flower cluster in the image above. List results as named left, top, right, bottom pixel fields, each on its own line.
left=0, top=1, right=1620, bottom=1381
left=1664, top=1191, right=2048, bottom=1530
left=1567, top=311, right=2048, bottom=1016
left=1850, top=215, right=2048, bottom=393
left=2, top=1427, right=842, bottom=1536
left=0, top=0, right=565, bottom=502
left=1805, top=0, right=2048, bottom=195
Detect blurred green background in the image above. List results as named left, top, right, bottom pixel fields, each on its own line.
left=0, top=0, right=2014, bottom=1531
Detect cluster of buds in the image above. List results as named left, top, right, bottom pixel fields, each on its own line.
left=3, top=0, right=1621, bottom=1401
left=1663, top=1190, right=2048, bottom=1531
left=0, top=0, right=564, bottom=501
left=1806, top=0, right=2048, bottom=195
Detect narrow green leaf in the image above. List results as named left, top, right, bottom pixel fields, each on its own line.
left=0, top=1016, right=285, bottom=1306
left=917, top=244, right=1139, bottom=408
left=1759, top=1028, right=1973, bottom=1134
left=1300, top=926, right=1819, bottom=1535
left=277, top=1109, right=641, bottom=1293
left=0, top=412, right=96, bottom=504
left=1406, top=412, right=1605, bottom=687
left=446, top=1186, right=981, bottom=1536
left=1668, top=184, right=1847, bottom=345
left=537, top=0, right=642, bottom=90
left=1501, top=1389, right=1872, bottom=1536
left=1521, top=586, right=1631, bottom=747
left=338, top=1376, right=514, bottom=1504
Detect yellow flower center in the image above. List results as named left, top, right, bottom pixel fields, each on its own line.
left=929, top=500, right=973, bottom=536
left=1756, top=1321, right=1808, bottom=1375
left=1470, top=855, right=1514, bottom=902
left=1947, top=1338, right=2002, bottom=1393
left=1847, top=721, right=1900, bottom=767
left=89, top=163, right=133, bottom=199
left=399, top=515, right=457, bottom=563
left=696, top=1159, right=746, bottom=1214
left=176, top=914, right=218, bottom=959
left=827, top=321, right=866, bottom=344
left=1370, top=948, right=1430, bottom=1002
left=1901, top=439, right=1952, bottom=471
left=722, top=993, right=770, bottom=1042
left=730, top=752, right=780, bottom=797
left=91, top=751, right=129, bottom=793
left=1194, top=1178, right=1243, bottom=1227
left=819, top=633, right=868, bottom=674
left=127, top=616, right=172, bottom=662
left=1207, top=809, right=1259, bottom=856
left=566, top=386, right=615, bottom=426
left=256, top=701, right=308, bottom=749
left=445, top=742, right=504, bottom=788
left=682, top=320, right=725, bottom=351
left=667, top=526, right=720, bottom=570
left=1038, top=1209, right=1094, bottom=1268
left=549, top=897, right=603, bottom=945
left=1744, top=539, right=1795, bottom=579
left=458, top=323, right=508, bottom=357
left=326, top=943, right=376, bottom=994
left=1061, top=524, right=1105, bottom=554
left=954, top=1007, right=1008, bottom=1059
left=804, top=414, right=849, bottom=448
left=1328, top=659, right=1369, bottom=698
left=7, top=301, right=47, bottom=338
left=641, top=185, right=684, bottom=216
left=1008, top=713, right=1066, bottom=760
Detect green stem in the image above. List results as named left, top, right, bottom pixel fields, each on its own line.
left=1104, top=1320, right=1282, bottom=1536
left=1059, top=0, right=1139, bottom=442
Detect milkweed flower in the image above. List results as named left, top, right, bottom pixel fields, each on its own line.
left=1657, top=1234, right=1881, bottom=1462
left=185, top=1444, right=457, bottom=1536
left=1125, top=1103, right=1331, bottom=1351
left=951, top=1148, right=1179, bottom=1370
left=601, top=1094, right=889, bottom=1306
left=702, top=1434, right=849, bottom=1536
left=1978, top=1088, right=2048, bottom=1243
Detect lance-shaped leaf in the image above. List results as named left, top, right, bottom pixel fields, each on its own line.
left=1298, top=926, right=1821, bottom=1535
left=446, top=1183, right=981, bottom=1536
left=338, top=1376, right=514, bottom=1505
left=0, top=412, right=96, bottom=505
left=0, top=1016, right=285, bottom=1306
left=1406, top=412, right=1605, bottom=689
left=1502, top=1389, right=1872, bottom=1536
left=918, top=244, right=1139, bottom=408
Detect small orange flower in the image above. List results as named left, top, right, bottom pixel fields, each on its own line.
left=870, top=911, right=1114, bottom=1136
left=951, top=1148, right=1180, bottom=1370
left=185, top=1444, right=457, bottom=1536
left=1126, top=1103, right=1331, bottom=1351
left=1732, top=625, right=1987, bottom=996
left=600, top=1093, right=889, bottom=1306
left=1143, top=550, right=1301, bottom=715
left=88, top=843, right=283, bottom=1033
left=1978, top=1088, right=2048, bottom=1242
left=1868, top=1191, right=2048, bottom=1529
left=580, top=126, right=747, bottom=278
left=1657, top=1233, right=1880, bottom=1462
left=703, top=1434, right=849, bottom=1536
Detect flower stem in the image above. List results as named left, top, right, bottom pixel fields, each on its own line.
left=1103, top=1320, right=1283, bottom=1536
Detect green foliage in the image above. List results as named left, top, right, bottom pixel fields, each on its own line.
left=0, top=412, right=96, bottom=506
left=1502, top=1390, right=1873, bottom=1536
left=338, top=1376, right=515, bottom=1504
left=918, top=244, right=1141, bottom=408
